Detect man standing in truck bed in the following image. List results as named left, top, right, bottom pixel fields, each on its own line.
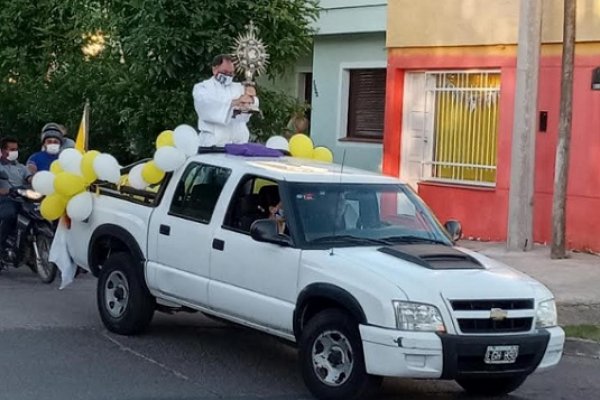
left=192, top=54, right=259, bottom=147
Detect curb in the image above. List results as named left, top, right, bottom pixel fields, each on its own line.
left=564, top=338, right=600, bottom=359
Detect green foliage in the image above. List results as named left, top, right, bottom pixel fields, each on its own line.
left=564, top=325, right=600, bottom=342
left=0, top=0, right=318, bottom=163
left=249, top=88, right=308, bottom=143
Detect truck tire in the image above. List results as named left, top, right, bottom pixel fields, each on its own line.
left=299, top=309, right=381, bottom=400
left=457, top=375, right=528, bottom=396
left=97, top=252, right=155, bottom=335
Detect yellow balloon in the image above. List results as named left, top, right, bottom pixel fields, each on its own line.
left=81, top=150, right=100, bottom=184
left=156, top=130, right=175, bottom=149
left=50, top=160, right=63, bottom=175
left=141, top=161, right=165, bottom=184
left=312, top=146, right=334, bottom=163
left=40, top=194, right=68, bottom=221
left=54, top=172, right=86, bottom=198
left=289, top=134, right=314, bottom=158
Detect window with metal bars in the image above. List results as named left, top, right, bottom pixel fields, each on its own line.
left=426, top=71, right=500, bottom=185
left=346, top=68, right=387, bottom=140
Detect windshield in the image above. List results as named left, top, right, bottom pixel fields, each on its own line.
left=286, top=183, right=452, bottom=247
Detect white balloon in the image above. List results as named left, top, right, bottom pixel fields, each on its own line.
left=66, top=192, right=94, bottom=222
left=127, top=164, right=148, bottom=190
left=93, top=153, right=121, bottom=184
left=173, top=124, right=199, bottom=157
left=59, top=148, right=83, bottom=175
left=265, top=136, right=289, bottom=152
left=32, top=171, right=55, bottom=196
left=154, top=146, right=186, bottom=172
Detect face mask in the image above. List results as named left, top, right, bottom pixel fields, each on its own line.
left=275, top=208, right=285, bottom=221
left=46, top=144, right=60, bottom=155
left=215, top=73, right=234, bottom=86
left=6, top=151, right=18, bottom=161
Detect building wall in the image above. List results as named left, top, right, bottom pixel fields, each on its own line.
left=387, top=0, right=600, bottom=48
left=311, top=33, right=387, bottom=171
left=316, top=0, right=387, bottom=35
left=383, top=44, right=600, bottom=251
left=263, top=1, right=388, bottom=172
left=258, top=53, right=313, bottom=97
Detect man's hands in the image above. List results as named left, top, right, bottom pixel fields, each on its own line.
left=231, top=85, right=257, bottom=112
left=244, top=85, right=256, bottom=97
left=232, top=95, right=254, bottom=109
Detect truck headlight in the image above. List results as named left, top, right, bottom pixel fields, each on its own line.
left=393, top=301, right=446, bottom=332
left=536, top=299, right=558, bottom=328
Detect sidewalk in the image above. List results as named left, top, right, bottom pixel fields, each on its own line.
left=459, top=240, right=600, bottom=326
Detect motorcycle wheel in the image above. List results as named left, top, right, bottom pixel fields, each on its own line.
left=34, top=233, right=57, bottom=284
left=22, top=246, right=38, bottom=273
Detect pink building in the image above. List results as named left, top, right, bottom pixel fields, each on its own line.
left=382, top=0, right=600, bottom=251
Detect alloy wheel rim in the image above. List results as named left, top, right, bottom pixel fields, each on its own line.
left=105, top=271, right=129, bottom=318
left=311, top=330, right=354, bottom=387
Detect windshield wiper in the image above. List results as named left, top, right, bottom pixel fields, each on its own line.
left=379, top=235, right=449, bottom=246
left=310, top=235, right=391, bottom=246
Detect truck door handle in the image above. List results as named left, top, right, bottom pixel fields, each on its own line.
left=212, top=238, right=225, bottom=251
left=159, top=224, right=171, bottom=236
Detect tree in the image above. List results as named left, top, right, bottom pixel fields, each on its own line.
left=0, top=0, right=319, bottom=162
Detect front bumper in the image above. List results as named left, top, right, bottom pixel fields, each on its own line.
left=359, top=325, right=564, bottom=379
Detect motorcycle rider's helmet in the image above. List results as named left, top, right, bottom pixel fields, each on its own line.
left=40, top=123, right=64, bottom=145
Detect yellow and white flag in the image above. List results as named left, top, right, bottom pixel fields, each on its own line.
left=74, top=100, right=90, bottom=152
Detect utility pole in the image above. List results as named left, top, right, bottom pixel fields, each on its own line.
left=551, top=0, right=577, bottom=259
left=507, top=0, right=543, bottom=251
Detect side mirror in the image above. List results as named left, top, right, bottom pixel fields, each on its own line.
left=444, top=220, right=462, bottom=242
left=250, top=219, right=292, bottom=247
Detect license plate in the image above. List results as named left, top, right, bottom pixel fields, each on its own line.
left=484, top=345, right=519, bottom=364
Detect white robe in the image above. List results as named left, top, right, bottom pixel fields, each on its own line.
left=192, top=77, right=259, bottom=147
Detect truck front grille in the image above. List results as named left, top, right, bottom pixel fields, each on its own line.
left=457, top=317, right=533, bottom=334
left=451, top=299, right=534, bottom=311
left=450, top=299, right=535, bottom=334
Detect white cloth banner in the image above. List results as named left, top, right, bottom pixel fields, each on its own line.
left=49, top=218, right=77, bottom=289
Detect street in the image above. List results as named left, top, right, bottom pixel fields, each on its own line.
left=1, top=268, right=598, bottom=400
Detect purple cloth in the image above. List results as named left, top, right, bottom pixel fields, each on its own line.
left=224, top=143, right=283, bottom=157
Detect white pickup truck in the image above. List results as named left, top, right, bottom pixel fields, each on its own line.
left=68, top=151, right=564, bottom=400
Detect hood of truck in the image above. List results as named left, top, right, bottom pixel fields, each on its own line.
left=323, top=244, right=551, bottom=303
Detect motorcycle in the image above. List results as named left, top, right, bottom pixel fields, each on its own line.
left=0, top=188, right=58, bottom=283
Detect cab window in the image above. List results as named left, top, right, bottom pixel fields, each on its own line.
left=224, top=175, right=280, bottom=233
left=170, top=163, right=231, bottom=223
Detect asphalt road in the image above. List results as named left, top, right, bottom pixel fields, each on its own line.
left=1, top=268, right=598, bottom=400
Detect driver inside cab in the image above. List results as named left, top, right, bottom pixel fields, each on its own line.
left=259, top=184, right=287, bottom=235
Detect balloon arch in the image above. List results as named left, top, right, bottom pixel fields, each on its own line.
left=32, top=127, right=333, bottom=222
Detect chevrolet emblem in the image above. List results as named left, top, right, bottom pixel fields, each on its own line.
left=490, top=308, right=508, bottom=321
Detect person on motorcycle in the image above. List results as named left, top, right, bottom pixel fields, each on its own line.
left=39, top=122, right=74, bottom=150
left=0, top=136, right=32, bottom=254
left=27, top=124, right=64, bottom=174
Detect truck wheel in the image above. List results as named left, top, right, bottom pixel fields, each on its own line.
left=457, top=375, right=528, bottom=396
left=299, top=309, right=381, bottom=400
left=97, top=252, right=155, bottom=335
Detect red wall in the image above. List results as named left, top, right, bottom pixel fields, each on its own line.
left=534, top=57, right=600, bottom=250
left=384, top=47, right=600, bottom=251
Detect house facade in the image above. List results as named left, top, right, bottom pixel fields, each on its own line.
left=382, top=0, right=600, bottom=251
left=268, top=0, right=388, bottom=171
